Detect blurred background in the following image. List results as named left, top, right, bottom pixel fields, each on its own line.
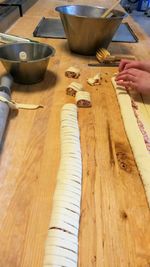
left=121, top=0, right=150, bottom=12
left=0, top=0, right=149, bottom=37
left=121, top=0, right=150, bottom=35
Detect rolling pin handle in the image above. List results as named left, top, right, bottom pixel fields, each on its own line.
left=0, top=74, right=13, bottom=93
left=0, top=74, right=13, bottom=148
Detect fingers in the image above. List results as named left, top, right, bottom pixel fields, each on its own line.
left=116, top=73, right=137, bottom=83
left=124, top=62, right=138, bottom=71
left=118, top=59, right=131, bottom=72
left=116, top=80, right=136, bottom=90
left=116, top=66, right=150, bottom=94
left=118, top=59, right=140, bottom=72
left=116, top=68, right=138, bottom=82
left=115, top=68, right=139, bottom=91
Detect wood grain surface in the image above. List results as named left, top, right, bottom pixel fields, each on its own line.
left=0, top=0, right=150, bottom=266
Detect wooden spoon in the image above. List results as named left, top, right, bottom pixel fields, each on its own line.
left=101, top=0, right=121, bottom=18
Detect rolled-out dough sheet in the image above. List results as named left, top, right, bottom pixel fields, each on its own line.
left=112, top=77, right=150, bottom=207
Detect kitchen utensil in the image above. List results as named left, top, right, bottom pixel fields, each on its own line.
left=96, top=48, right=111, bottom=61
left=0, top=32, right=38, bottom=44
left=55, top=5, right=125, bottom=55
left=0, top=74, right=13, bottom=148
left=0, top=42, right=55, bottom=84
left=103, top=55, right=136, bottom=61
left=88, top=62, right=119, bottom=67
left=101, top=0, right=121, bottom=18
left=96, top=48, right=136, bottom=62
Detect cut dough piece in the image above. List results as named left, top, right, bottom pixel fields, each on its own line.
left=65, top=67, right=80, bottom=79
left=54, top=184, right=81, bottom=196
left=52, top=200, right=80, bottom=214
left=53, top=207, right=80, bottom=222
left=56, top=179, right=81, bottom=191
left=61, top=120, right=77, bottom=126
left=61, top=114, right=77, bottom=120
left=44, top=254, right=77, bottom=267
left=51, top=210, right=79, bottom=227
left=61, top=132, right=79, bottom=139
left=61, top=140, right=80, bottom=147
left=61, top=148, right=81, bottom=155
left=47, top=229, right=78, bottom=244
left=44, top=246, right=77, bottom=262
left=60, top=154, right=81, bottom=162
left=60, top=147, right=81, bottom=155
left=61, top=112, right=77, bottom=119
left=56, top=183, right=81, bottom=194
left=61, top=119, right=77, bottom=125
left=60, top=152, right=81, bottom=159
left=53, top=189, right=81, bottom=203
left=59, top=156, right=81, bottom=164
left=66, top=82, right=83, bottom=96
left=57, top=180, right=81, bottom=191
left=62, top=103, right=77, bottom=110
left=58, top=171, right=82, bottom=181
left=49, top=220, right=78, bottom=236
left=61, top=118, right=77, bottom=124
left=52, top=194, right=80, bottom=207
left=59, top=159, right=81, bottom=168
left=57, top=172, right=82, bottom=183
left=61, top=128, right=79, bottom=134
left=57, top=169, right=82, bottom=177
left=45, top=238, right=78, bottom=254
left=57, top=169, right=81, bottom=178
left=61, top=133, right=79, bottom=139
left=49, top=213, right=79, bottom=230
left=75, top=91, right=92, bottom=108
left=87, top=73, right=101, bottom=86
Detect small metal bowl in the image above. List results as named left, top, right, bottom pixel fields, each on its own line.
left=0, top=42, right=55, bottom=84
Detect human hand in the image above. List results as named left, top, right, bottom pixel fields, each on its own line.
left=115, top=68, right=150, bottom=94
left=118, top=59, right=150, bottom=73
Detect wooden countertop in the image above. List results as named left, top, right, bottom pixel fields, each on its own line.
left=0, top=0, right=150, bottom=266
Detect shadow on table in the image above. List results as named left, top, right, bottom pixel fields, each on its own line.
left=13, top=70, right=57, bottom=93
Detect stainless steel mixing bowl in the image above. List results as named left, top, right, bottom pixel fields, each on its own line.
left=55, top=5, right=125, bottom=55
left=0, top=42, right=55, bottom=84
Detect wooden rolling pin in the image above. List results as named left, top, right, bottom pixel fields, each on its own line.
left=0, top=74, right=13, bottom=148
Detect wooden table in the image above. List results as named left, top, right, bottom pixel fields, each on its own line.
left=0, top=1, right=150, bottom=266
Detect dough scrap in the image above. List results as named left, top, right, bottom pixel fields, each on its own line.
left=87, top=73, right=101, bottom=86
left=0, top=95, right=43, bottom=110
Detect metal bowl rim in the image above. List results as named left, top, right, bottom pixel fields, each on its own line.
left=0, top=42, right=55, bottom=63
left=55, top=5, right=125, bottom=19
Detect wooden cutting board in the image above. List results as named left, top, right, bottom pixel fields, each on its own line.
left=0, top=0, right=150, bottom=266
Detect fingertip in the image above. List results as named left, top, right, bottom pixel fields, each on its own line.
left=117, top=81, right=124, bottom=85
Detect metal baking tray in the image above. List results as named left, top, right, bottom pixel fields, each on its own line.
left=33, top=17, right=138, bottom=43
